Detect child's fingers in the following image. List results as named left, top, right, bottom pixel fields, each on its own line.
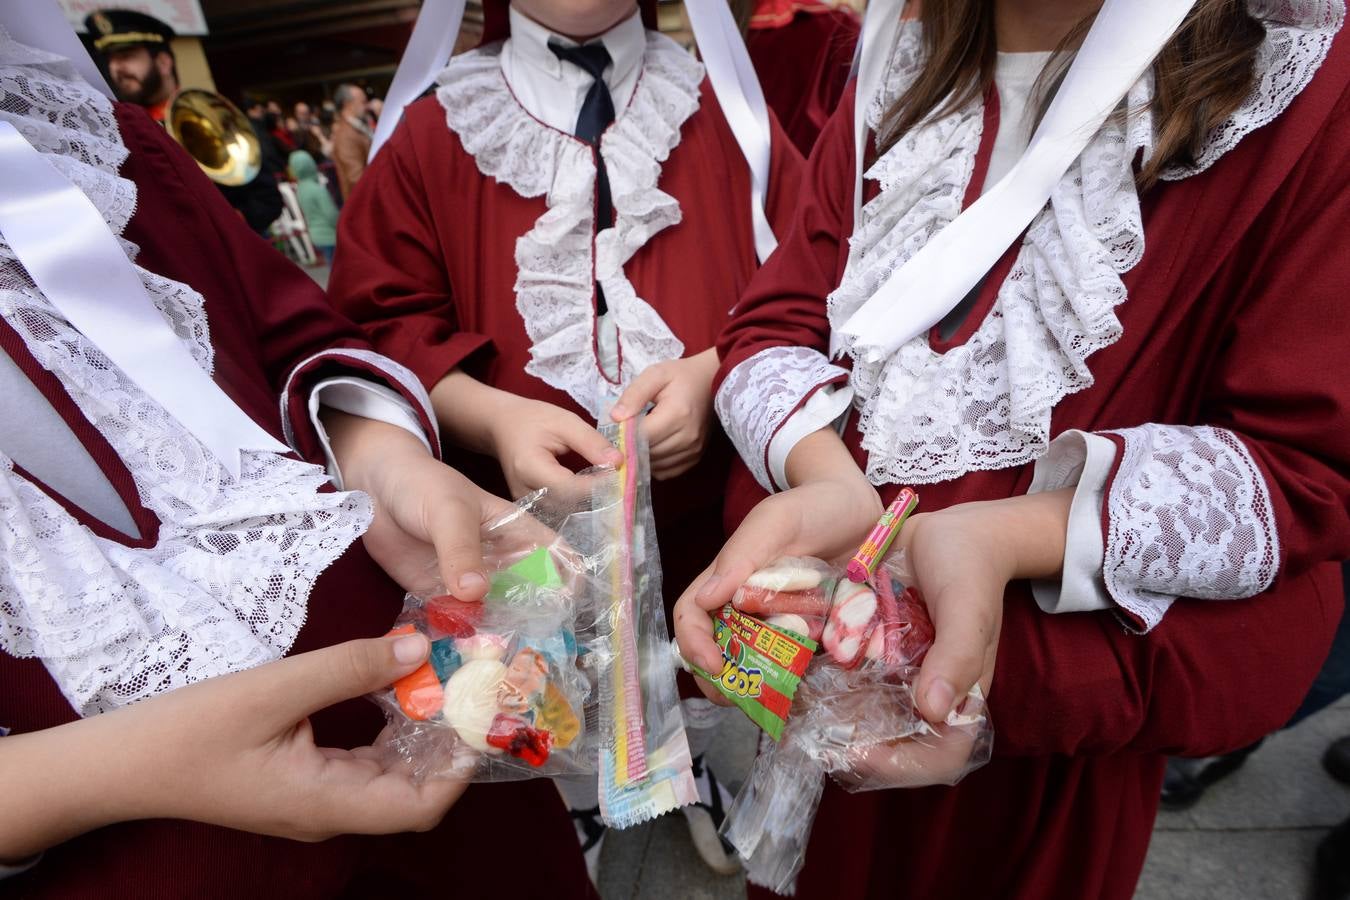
left=641, top=403, right=684, bottom=450
left=610, top=364, right=671, bottom=421
left=914, top=580, right=1000, bottom=723
left=555, top=417, right=623, bottom=468
left=424, top=487, right=496, bottom=600
left=515, top=449, right=585, bottom=496
left=252, top=635, right=430, bottom=728
left=309, top=763, right=470, bottom=837
left=673, top=563, right=723, bottom=672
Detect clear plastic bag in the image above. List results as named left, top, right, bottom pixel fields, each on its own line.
left=375, top=488, right=605, bottom=782
left=721, top=552, right=994, bottom=894
left=373, top=414, right=696, bottom=824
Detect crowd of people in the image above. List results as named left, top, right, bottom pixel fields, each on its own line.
left=1, top=0, right=1349, bottom=898
left=90, top=8, right=382, bottom=253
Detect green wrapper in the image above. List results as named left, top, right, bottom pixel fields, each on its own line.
left=690, top=605, right=818, bottom=741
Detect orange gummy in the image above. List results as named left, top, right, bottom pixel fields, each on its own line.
left=389, top=625, right=444, bottom=720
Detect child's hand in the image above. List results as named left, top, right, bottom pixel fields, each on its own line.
left=673, top=472, right=884, bottom=693
left=488, top=396, right=623, bottom=499
left=610, top=348, right=719, bottom=481
left=0, top=634, right=471, bottom=862
left=325, top=413, right=522, bottom=597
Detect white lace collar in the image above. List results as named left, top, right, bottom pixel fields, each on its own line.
left=436, top=31, right=704, bottom=419
left=0, top=29, right=370, bottom=715
left=834, top=0, right=1344, bottom=487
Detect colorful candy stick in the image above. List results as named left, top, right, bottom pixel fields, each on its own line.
left=845, top=488, right=919, bottom=583
left=597, top=415, right=698, bottom=827
left=611, top=417, right=648, bottom=785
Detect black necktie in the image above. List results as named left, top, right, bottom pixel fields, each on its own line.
left=550, top=41, right=616, bottom=316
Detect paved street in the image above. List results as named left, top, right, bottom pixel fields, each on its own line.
left=599, top=698, right=1350, bottom=900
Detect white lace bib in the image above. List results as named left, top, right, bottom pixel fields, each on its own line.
left=832, top=0, right=1344, bottom=487
left=436, top=32, right=705, bottom=419
left=0, top=31, right=371, bottom=716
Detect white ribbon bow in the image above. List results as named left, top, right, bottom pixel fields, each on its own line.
left=841, top=0, right=1196, bottom=363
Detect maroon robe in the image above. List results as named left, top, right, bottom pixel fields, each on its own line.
left=0, top=105, right=594, bottom=900
left=746, top=2, right=860, bottom=157
left=328, top=73, right=803, bottom=610
left=714, top=33, right=1350, bottom=900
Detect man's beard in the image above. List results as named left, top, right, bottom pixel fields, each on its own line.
left=115, top=65, right=166, bottom=107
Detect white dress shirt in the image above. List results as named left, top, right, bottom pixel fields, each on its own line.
left=501, top=6, right=647, bottom=134
left=501, top=5, right=650, bottom=384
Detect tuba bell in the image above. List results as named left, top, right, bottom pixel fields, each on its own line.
left=167, top=89, right=262, bottom=187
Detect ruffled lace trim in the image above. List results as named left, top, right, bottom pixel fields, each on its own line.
left=1102, top=425, right=1279, bottom=633
left=437, top=32, right=703, bottom=418
left=716, top=346, right=851, bottom=492
left=830, top=2, right=1341, bottom=487
left=1163, top=0, right=1346, bottom=179
left=0, top=29, right=371, bottom=715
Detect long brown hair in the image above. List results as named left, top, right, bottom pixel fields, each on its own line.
left=877, top=0, right=1266, bottom=188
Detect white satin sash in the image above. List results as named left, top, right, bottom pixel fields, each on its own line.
left=0, top=122, right=288, bottom=478
left=841, top=0, right=1196, bottom=363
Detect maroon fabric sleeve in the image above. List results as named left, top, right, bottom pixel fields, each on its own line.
left=1194, top=86, right=1350, bottom=586
left=326, top=107, right=493, bottom=392
left=715, top=84, right=857, bottom=386
left=749, top=9, right=860, bottom=156
left=997, top=80, right=1350, bottom=759
left=114, top=105, right=440, bottom=464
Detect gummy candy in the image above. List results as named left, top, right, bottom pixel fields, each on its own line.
left=425, top=595, right=482, bottom=639
left=486, top=714, right=553, bottom=767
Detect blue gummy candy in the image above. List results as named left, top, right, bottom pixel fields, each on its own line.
left=429, top=638, right=462, bottom=681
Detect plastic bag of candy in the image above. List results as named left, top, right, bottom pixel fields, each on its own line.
left=373, top=414, right=697, bottom=820
left=592, top=417, right=698, bottom=827
left=719, top=552, right=994, bottom=894
left=374, top=488, right=604, bottom=781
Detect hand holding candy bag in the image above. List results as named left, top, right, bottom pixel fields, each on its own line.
left=376, top=496, right=599, bottom=781
left=373, top=414, right=697, bottom=825
left=715, top=547, right=993, bottom=894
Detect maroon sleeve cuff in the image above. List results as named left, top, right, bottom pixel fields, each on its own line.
left=281, top=347, right=442, bottom=466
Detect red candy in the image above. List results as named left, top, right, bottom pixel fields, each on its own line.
left=891, top=587, right=935, bottom=667
left=486, top=714, right=553, bottom=767
left=733, top=585, right=831, bottom=617
left=425, top=595, right=483, bottom=639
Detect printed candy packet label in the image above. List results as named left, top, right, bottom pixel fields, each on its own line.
left=691, top=605, right=818, bottom=741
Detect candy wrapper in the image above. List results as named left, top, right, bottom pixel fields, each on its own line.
left=719, top=553, right=994, bottom=894
left=687, top=558, right=836, bottom=740
left=593, top=417, right=698, bottom=827
left=376, top=414, right=696, bottom=811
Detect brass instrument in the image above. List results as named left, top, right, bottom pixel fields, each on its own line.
left=167, top=89, right=262, bottom=187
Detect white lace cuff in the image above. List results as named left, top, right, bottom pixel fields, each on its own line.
left=1028, top=429, right=1117, bottom=616
left=1103, top=424, right=1280, bottom=633
left=309, top=378, right=432, bottom=490
left=767, top=384, right=854, bottom=491
left=715, top=346, right=851, bottom=493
